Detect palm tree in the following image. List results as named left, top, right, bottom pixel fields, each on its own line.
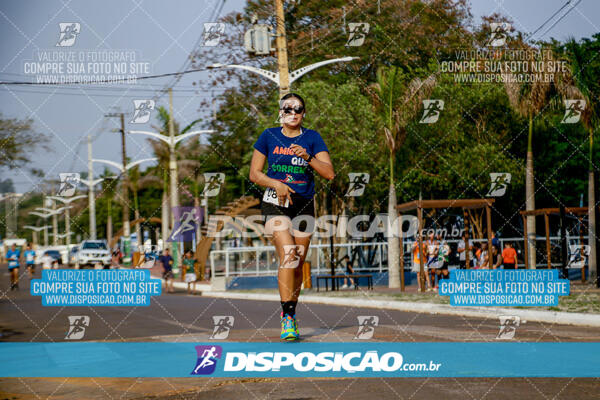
left=369, top=66, right=437, bottom=288
left=562, top=37, right=600, bottom=279
left=503, top=48, right=556, bottom=269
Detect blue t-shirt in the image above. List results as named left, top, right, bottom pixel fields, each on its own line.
left=24, top=250, right=36, bottom=264
left=6, top=249, right=20, bottom=268
left=160, top=255, right=173, bottom=272
left=253, top=127, right=329, bottom=199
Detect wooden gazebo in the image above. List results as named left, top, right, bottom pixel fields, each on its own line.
left=519, top=207, right=588, bottom=277
left=397, top=199, right=495, bottom=292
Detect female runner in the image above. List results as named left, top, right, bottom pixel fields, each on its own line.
left=249, top=93, right=335, bottom=340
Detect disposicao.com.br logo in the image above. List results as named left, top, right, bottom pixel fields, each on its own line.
left=191, top=346, right=442, bottom=376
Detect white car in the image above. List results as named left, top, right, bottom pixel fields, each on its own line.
left=76, top=240, right=111, bottom=267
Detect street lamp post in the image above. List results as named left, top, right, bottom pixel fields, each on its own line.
left=29, top=209, right=64, bottom=246
left=128, top=124, right=214, bottom=235
left=208, top=57, right=358, bottom=97
left=35, top=204, right=68, bottom=246
left=47, top=195, right=86, bottom=247
left=92, top=158, right=157, bottom=240
left=23, top=225, right=50, bottom=246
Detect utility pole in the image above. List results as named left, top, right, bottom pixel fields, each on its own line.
left=88, top=135, right=97, bottom=239
left=274, top=0, right=290, bottom=98
left=105, top=112, right=130, bottom=238
left=168, top=88, right=178, bottom=229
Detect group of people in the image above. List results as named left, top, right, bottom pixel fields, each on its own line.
left=411, top=231, right=452, bottom=292
left=158, top=248, right=202, bottom=295
left=412, top=230, right=520, bottom=291
left=5, top=243, right=48, bottom=291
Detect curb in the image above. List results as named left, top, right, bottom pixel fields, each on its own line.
left=198, top=291, right=600, bottom=328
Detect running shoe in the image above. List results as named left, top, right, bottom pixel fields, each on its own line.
left=280, top=313, right=299, bottom=341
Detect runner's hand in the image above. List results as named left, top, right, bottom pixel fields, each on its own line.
left=290, top=144, right=309, bottom=161
left=274, top=181, right=295, bottom=206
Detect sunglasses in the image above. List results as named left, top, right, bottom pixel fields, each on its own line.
left=281, top=106, right=304, bottom=115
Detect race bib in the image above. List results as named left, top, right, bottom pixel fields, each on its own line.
left=8, top=260, right=17, bottom=267
left=263, top=187, right=289, bottom=208
left=26, top=254, right=34, bottom=262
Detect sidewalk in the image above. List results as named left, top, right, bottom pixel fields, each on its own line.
left=160, top=278, right=600, bottom=328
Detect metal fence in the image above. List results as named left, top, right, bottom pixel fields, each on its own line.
left=209, top=236, right=589, bottom=278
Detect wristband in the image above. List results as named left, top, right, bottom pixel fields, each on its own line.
left=306, top=154, right=314, bottom=163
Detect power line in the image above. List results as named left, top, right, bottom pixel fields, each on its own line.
left=526, top=0, right=580, bottom=41
left=152, top=0, right=226, bottom=103
left=0, top=67, right=210, bottom=85
left=538, top=0, right=582, bottom=39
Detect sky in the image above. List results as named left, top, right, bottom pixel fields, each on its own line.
left=0, top=0, right=598, bottom=194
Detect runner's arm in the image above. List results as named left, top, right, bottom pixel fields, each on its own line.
left=249, top=150, right=288, bottom=190
left=308, top=150, right=335, bottom=180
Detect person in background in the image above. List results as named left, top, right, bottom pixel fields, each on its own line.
left=425, top=231, right=439, bottom=292
left=6, top=244, right=21, bottom=290
left=24, top=243, right=36, bottom=278
left=41, top=252, right=53, bottom=270
left=111, top=246, right=122, bottom=268
left=491, top=245, right=503, bottom=269
left=473, top=242, right=482, bottom=268
left=183, top=250, right=197, bottom=294
left=479, top=242, right=489, bottom=269
left=491, top=230, right=500, bottom=249
left=341, top=255, right=355, bottom=289
left=434, top=234, right=451, bottom=288
left=411, top=239, right=429, bottom=292
left=502, top=242, right=518, bottom=269
left=457, top=231, right=473, bottom=269
left=160, top=248, right=174, bottom=293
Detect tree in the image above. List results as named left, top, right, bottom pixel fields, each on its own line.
left=503, top=45, right=557, bottom=268
left=369, top=65, right=436, bottom=288
left=559, top=35, right=600, bottom=280
left=0, top=114, right=50, bottom=179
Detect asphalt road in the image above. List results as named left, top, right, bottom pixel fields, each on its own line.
left=1, top=268, right=599, bottom=399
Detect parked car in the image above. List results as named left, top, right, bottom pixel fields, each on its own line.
left=76, top=240, right=111, bottom=268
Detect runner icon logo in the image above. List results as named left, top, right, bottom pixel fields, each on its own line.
left=56, top=23, right=80, bottom=47
left=57, top=173, right=80, bottom=197
left=130, top=100, right=155, bottom=124
left=355, top=316, right=379, bottom=340
left=419, top=100, right=444, bottom=124
left=487, top=22, right=511, bottom=47
left=191, top=345, right=222, bottom=375
left=281, top=245, right=305, bottom=269
left=346, top=23, right=370, bottom=47
left=568, top=245, right=590, bottom=269
left=346, top=173, right=370, bottom=197
left=562, top=99, right=586, bottom=124
left=168, top=207, right=202, bottom=242
left=496, top=315, right=524, bottom=340
left=65, top=315, right=90, bottom=340
left=486, top=173, right=511, bottom=197
left=210, top=316, right=235, bottom=339
left=203, top=23, right=225, bottom=46
left=202, top=173, right=225, bottom=197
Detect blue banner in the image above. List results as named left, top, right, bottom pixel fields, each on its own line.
left=0, top=342, right=598, bottom=377
left=439, top=269, right=570, bottom=306
left=30, top=269, right=162, bottom=306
